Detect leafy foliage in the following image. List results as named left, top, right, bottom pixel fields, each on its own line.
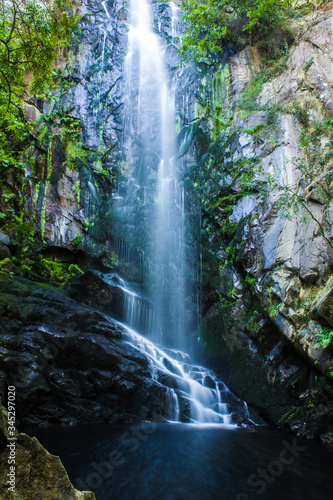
left=179, top=0, right=291, bottom=62
left=0, top=0, right=79, bottom=170
left=315, top=328, right=333, bottom=349
left=267, top=115, right=333, bottom=250
left=0, top=0, right=78, bottom=106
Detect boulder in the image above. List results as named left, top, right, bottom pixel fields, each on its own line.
left=0, top=404, right=95, bottom=499
left=68, top=270, right=126, bottom=319
left=0, top=259, right=16, bottom=274
left=0, top=232, right=10, bottom=246
left=0, top=244, right=11, bottom=261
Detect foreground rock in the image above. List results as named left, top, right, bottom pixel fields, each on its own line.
left=0, top=404, right=95, bottom=499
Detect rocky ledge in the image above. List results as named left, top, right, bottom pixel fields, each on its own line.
left=0, top=271, right=182, bottom=426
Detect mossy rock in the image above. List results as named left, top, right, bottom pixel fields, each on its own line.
left=0, top=259, right=17, bottom=274
left=0, top=272, right=28, bottom=296
left=68, top=264, right=84, bottom=277
left=0, top=404, right=95, bottom=499
left=0, top=293, right=19, bottom=319
left=312, top=276, right=333, bottom=327
left=0, top=244, right=11, bottom=261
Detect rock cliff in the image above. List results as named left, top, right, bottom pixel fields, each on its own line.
left=194, top=5, right=333, bottom=440
left=0, top=271, right=187, bottom=426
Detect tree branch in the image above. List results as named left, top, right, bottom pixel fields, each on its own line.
left=0, top=67, right=12, bottom=110
left=284, top=185, right=333, bottom=250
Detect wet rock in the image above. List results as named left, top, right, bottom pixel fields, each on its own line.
left=0, top=248, right=12, bottom=264
left=0, top=272, right=182, bottom=426
left=68, top=270, right=126, bottom=319
left=202, top=303, right=333, bottom=441
left=203, top=375, right=216, bottom=389
left=162, top=357, right=183, bottom=377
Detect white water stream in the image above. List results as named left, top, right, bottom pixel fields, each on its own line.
left=107, top=0, right=248, bottom=424
left=124, top=0, right=187, bottom=350
left=117, top=319, right=245, bottom=424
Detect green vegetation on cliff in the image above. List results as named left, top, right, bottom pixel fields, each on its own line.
left=180, top=0, right=326, bottom=62
left=180, top=0, right=293, bottom=62
left=0, top=0, right=79, bottom=171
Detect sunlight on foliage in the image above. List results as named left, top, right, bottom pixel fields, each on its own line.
left=0, top=0, right=79, bottom=170
left=179, top=0, right=291, bottom=62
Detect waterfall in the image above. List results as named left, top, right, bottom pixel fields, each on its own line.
left=122, top=0, right=187, bottom=350
left=106, top=0, right=248, bottom=425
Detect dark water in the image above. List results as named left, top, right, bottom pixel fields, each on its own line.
left=25, top=423, right=333, bottom=500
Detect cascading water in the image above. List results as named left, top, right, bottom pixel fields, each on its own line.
left=109, top=0, right=248, bottom=424
left=117, top=320, right=248, bottom=424
left=122, top=0, right=187, bottom=350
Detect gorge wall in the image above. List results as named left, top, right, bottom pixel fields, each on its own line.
left=0, top=0, right=333, bottom=443
left=194, top=5, right=333, bottom=440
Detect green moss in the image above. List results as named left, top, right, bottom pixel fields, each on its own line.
left=33, top=182, right=40, bottom=204
left=40, top=258, right=70, bottom=285
left=244, top=123, right=265, bottom=135
left=72, top=180, right=80, bottom=203
left=302, top=56, right=314, bottom=72
left=94, top=159, right=103, bottom=171
left=266, top=302, right=282, bottom=320
left=37, top=122, right=49, bottom=143
left=292, top=99, right=309, bottom=128
left=40, top=182, right=49, bottom=240
left=65, top=141, right=88, bottom=169
left=0, top=293, right=19, bottom=318
left=74, top=235, right=83, bottom=248
left=34, top=281, right=63, bottom=291
left=68, top=263, right=83, bottom=276
left=240, top=75, right=263, bottom=114
left=0, top=258, right=12, bottom=270
left=175, top=115, right=181, bottom=135
left=0, top=271, right=28, bottom=295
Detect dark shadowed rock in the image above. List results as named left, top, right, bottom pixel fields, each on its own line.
left=0, top=272, right=182, bottom=426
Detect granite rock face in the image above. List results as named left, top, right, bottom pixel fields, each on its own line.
left=1, top=0, right=198, bottom=273
left=228, top=10, right=333, bottom=374
left=194, top=7, right=333, bottom=440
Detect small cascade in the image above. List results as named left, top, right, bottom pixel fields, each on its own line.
left=117, top=321, right=248, bottom=424
left=92, top=272, right=155, bottom=334
left=100, top=28, right=106, bottom=63
left=101, top=0, right=110, bottom=19
left=121, top=286, right=155, bottom=335
left=170, top=1, right=180, bottom=40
